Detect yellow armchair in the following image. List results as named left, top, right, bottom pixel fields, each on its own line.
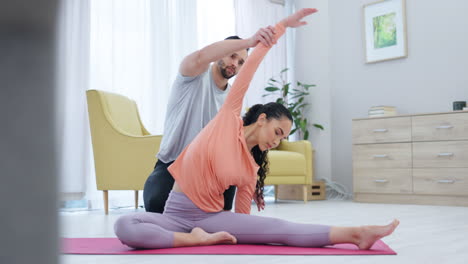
left=265, top=140, right=315, bottom=203
left=86, top=90, right=162, bottom=214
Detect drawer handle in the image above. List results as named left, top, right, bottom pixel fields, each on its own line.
left=437, top=152, right=454, bottom=157
left=373, top=154, right=389, bottom=158
left=437, top=179, right=455, bottom=184
left=374, top=179, right=388, bottom=183
left=372, top=128, right=388, bottom=133
left=435, top=125, right=453, bottom=129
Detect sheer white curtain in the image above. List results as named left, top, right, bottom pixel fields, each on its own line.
left=197, top=0, right=236, bottom=49
left=56, top=0, right=91, bottom=197
left=234, top=0, right=288, bottom=110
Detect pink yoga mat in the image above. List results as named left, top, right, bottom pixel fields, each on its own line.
left=62, top=238, right=396, bottom=255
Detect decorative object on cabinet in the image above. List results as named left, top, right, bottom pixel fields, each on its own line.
left=368, top=105, right=398, bottom=117
left=453, top=101, right=466, bottom=111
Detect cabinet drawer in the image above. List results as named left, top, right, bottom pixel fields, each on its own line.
left=352, top=117, right=411, bottom=144
left=413, top=168, right=468, bottom=196
left=353, top=143, right=412, bottom=168
left=413, top=141, right=468, bottom=168
left=354, top=168, right=412, bottom=194
left=412, top=113, right=468, bottom=141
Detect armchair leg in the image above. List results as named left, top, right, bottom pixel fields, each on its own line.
left=274, top=185, right=278, bottom=202
left=135, top=190, right=139, bottom=209
left=103, top=190, right=109, bottom=215
left=303, top=185, right=308, bottom=203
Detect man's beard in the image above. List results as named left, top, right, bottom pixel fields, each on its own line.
left=218, top=60, right=235, bottom=79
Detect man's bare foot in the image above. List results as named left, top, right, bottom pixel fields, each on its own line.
left=357, top=219, right=399, bottom=250
left=190, top=227, right=237, bottom=246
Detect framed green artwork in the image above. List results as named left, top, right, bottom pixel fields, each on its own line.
left=363, top=0, right=407, bottom=63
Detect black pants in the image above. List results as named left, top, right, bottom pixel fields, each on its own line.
left=143, top=159, right=237, bottom=213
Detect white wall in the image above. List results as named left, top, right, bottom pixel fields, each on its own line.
left=294, top=0, right=468, bottom=193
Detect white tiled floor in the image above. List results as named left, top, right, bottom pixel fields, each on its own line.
left=60, top=199, right=468, bottom=264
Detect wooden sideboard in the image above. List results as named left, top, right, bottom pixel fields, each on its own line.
left=352, top=111, right=468, bottom=206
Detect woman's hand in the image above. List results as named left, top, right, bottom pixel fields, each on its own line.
left=253, top=192, right=265, bottom=212
left=280, top=8, right=318, bottom=28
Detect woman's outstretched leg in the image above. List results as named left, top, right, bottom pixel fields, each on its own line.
left=330, top=219, right=399, bottom=249
left=196, top=211, right=332, bottom=247
left=196, top=211, right=399, bottom=248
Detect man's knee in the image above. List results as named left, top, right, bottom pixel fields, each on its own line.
left=143, top=171, right=173, bottom=213
left=223, top=185, right=236, bottom=211
left=144, top=189, right=167, bottom=213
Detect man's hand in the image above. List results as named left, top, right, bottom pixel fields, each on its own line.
left=247, top=26, right=277, bottom=48
left=280, top=8, right=318, bottom=28
left=253, top=191, right=265, bottom=212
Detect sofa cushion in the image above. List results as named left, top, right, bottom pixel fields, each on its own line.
left=267, top=150, right=306, bottom=176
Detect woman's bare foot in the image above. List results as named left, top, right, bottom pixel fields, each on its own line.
left=190, top=227, right=237, bottom=246
left=356, top=219, right=399, bottom=250
left=173, top=227, right=237, bottom=247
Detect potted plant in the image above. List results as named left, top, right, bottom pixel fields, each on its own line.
left=263, top=68, right=323, bottom=140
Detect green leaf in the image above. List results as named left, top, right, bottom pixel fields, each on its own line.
left=299, top=120, right=306, bottom=130
left=265, top=87, right=280, bottom=92
left=303, top=84, right=316, bottom=89
left=304, top=130, right=309, bottom=140
left=269, top=78, right=278, bottom=83
left=282, top=83, right=290, bottom=97
left=313, top=124, right=324, bottom=130
left=280, top=68, right=289, bottom=73
left=290, top=128, right=297, bottom=135
left=290, top=94, right=305, bottom=100
left=297, top=103, right=308, bottom=109
left=289, top=101, right=300, bottom=109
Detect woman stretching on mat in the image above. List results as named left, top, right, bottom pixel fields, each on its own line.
left=114, top=8, right=399, bottom=249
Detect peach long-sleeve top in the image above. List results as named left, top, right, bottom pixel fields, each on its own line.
left=168, top=23, right=285, bottom=214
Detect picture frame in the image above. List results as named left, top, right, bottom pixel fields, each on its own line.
left=363, top=0, right=407, bottom=63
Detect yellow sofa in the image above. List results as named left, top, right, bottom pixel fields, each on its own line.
left=86, top=90, right=162, bottom=214
left=265, top=140, right=314, bottom=203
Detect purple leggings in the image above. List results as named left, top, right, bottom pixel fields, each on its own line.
left=114, top=191, right=331, bottom=249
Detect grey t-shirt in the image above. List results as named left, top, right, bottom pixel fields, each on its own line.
left=157, top=68, right=230, bottom=163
